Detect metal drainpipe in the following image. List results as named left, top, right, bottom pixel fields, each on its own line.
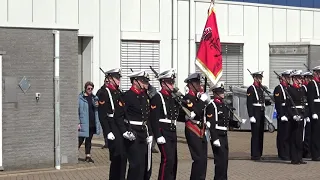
left=189, top=0, right=195, bottom=74
left=53, top=30, right=61, bottom=170
left=172, top=0, right=178, bottom=75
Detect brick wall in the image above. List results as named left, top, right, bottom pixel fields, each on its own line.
left=0, top=28, right=78, bottom=170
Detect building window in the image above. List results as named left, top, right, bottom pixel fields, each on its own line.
left=121, top=40, right=160, bottom=91
left=196, top=43, right=244, bottom=92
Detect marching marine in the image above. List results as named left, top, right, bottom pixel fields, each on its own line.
left=246, top=71, right=271, bottom=160
left=123, top=70, right=154, bottom=180
left=307, top=66, right=320, bottom=161
left=96, top=68, right=127, bottom=180
left=273, top=70, right=292, bottom=160
left=287, top=70, right=306, bottom=165
left=302, top=71, right=313, bottom=158
left=181, top=73, right=211, bottom=180
left=149, top=69, right=179, bottom=180
left=208, top=81, right=243, bottom=180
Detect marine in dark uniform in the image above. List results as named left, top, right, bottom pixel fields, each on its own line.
left=123, top=70, right=154, bottom=180
left=287, top=70, right=307, bottom=165
left=273, top=70, right=292, bottom=160
left=307, top=66, right=320, bottom=161
left=149, top=69, right=179, bottom=180
left=246, top=71, right=271, bottom=160
left=180, top=73, right=211, bottom=180
left=96, top=68, right=127, bottom=180
left=208, top=81, right=244, bottom=180
left=301, top=71, right=313, bottom=158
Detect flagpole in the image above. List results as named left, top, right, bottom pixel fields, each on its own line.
left=204, top=0, right=213, bottom=93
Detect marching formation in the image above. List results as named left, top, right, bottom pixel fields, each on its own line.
left=90, top=67, right=245, bottom=180
left=79, top=65, right=320, bottom=180
left=274, top=66, right=320, bottom=164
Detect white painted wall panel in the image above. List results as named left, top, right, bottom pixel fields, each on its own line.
left=228, top=5, right=243, bottom=36
left=121, top=0, right=141, bottom=31
left=141, top=0, right=159, bottom=32
left=273, top=8, right=287, bottom=42
left=243, top=6, right=258, bottom=86
left=8, top=0, right=32, bottom=24
left=259, top=7, right=273, bottom=87
left=56, top=0, right=78, bottom=27
left=314, top=12, right=320, bottom=39
left=99, top=0, right=121, bottom=87
left=286, top=9, right=300, bottom=42
left=177, top=1, right=189, bottom=90
left=78, top=0, right=98, bottom=35
left=0, top=0, right=7, bottom=23
left=159, top=0, right=172, bottom=72
left=215, top=3, right=229, bottom=37
left=300, top=10, right=314, bottom=39
left=33, top=0, right=55, bottom=24
left=195, top=2, right=208, bottom=35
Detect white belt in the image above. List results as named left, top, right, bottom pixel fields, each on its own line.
left=159, top=119, right=176, bottom=125
left=253, top=103, right=264, bottom=107
left=216, top=125, right=227, bottom=131
left=124, top=119, right=144, bottom=126
left=107, top=114, right=114, bottom=118
left=314, top=99, right=320, bottom=102
left=292, top=106, right=303, bottom=109
left=281, top=103, right=286, bottom=106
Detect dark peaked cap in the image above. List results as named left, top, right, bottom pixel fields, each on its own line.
left=184, top=73, right=202, bottom=83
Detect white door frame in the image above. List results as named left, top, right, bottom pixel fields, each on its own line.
left=0, top=54, right=3, bottom=170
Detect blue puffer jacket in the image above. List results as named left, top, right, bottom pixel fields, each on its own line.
left=78, top=92, right=101, bottom=137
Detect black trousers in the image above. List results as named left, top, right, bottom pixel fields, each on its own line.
left=277, top=118, right=291, bottom=160
left=157, top=138, right=178, bottom=180
left=99, top=119, right=108, bottom=146
left=303, top=121, right=311, bottom=158
left=250, top=111, right=265, bottom=158
left=311, top=117, right=320, bottom=160
left=78, top=128, right=95, bottom=154
left=290, top=120, right=303, bottom=163
left=185, top=128, right=208, bottom=180
left=125, top=137, right=150, bottom=180
left=108, top=131, right=127, bottom=180
left=212, top=135, right=228, bottom=180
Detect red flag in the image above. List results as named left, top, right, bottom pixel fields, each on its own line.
left=195, top=1, right=222, bottom=85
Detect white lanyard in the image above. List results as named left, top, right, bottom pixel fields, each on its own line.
left=313, top=80, right=319, bottom=97
left=106, top=88, right=115, bottom=115
left=157, top=92, right=167, bottom=117
left=279, top=84, right=286, bottom=100
left=251, top=85, right=259, bottom=101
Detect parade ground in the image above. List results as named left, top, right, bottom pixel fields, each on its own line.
left=0, top=130, right=320, bottom=180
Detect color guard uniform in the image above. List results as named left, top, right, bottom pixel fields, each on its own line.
left=302, top=71, right=312, bottom=158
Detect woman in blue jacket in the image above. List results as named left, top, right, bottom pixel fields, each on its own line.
left=78, top=81, right=101, bottom=163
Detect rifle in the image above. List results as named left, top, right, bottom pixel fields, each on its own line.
left=273, top=71, right=300, bottom=116
left=304, top=63, right=311, bottom=71
left=149, top=66, right=192, bottom=118
left=247, top=69, right=275, bottom=133
left=99, top=67, right=132, bottom=132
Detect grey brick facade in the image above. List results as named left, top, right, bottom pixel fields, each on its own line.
left=0, top=28, right=78, bottom=170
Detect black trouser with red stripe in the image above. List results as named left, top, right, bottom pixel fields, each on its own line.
left=185, top=126, right=208, bottom=180
left=250, top=109, right=265, bottom=159
left=157, top=134, right=177, bottom=180
left=290, top=120, right=304, bottom=163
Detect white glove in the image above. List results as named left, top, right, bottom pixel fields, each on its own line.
left=146, top=136, right=153, bottom=144
left=187, top=111, right=196, bottom=120
left=213, top=139, right=221, bottom=147
left=281, top=116, right=288, bottom=122
left=156, top=136, right=166, bottom=144
left=250, top=117, right=256, bottom=123
left=197, top=92, right=211, bottom=103
left=305, top=117, right=310, bottom=122
left=241, top=119, right=247, bottom=124
left=206, top=121, right=211, bottom=128
left=312, top=114, right=318, bottom=120
left=123, top=131, right=135, bottom=141
left=107, top=132, right=115, bottom=140
left=293, top=115, right=301, bottom=121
